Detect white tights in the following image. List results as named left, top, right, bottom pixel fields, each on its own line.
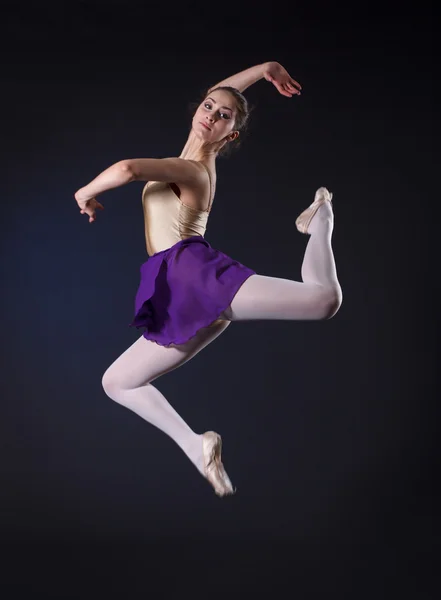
left=102, top=202, right=342, bottom=474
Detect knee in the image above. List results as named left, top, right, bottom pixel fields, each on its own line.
left=320, top=286, right=343, bottom=320
left=102, top=367, right=125, bottom=401
left=311, top=285, right=342, bottom=320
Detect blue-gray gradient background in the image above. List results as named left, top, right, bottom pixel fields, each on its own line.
left=1, top=1, right=436, bottom=597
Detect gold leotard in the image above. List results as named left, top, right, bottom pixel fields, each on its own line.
left=142, top=162, right=212, bottom=256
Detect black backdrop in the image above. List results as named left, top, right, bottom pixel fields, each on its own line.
left=1, top=1, right=437, bottom=598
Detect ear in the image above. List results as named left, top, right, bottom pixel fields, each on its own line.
left=228, top=131, right=239, bottom=142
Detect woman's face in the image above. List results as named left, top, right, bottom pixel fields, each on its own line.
left=192, top=89, right=238, bottom=144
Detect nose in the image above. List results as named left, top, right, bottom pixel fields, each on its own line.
left=206, top=114, right=215, bottom=123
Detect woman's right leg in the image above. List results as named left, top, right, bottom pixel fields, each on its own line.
left=102, top=320, right=230, bottom=475
left=226, top=195, right=343, bottom=321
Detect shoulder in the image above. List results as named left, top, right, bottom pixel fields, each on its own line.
left=161, top=158, right=207, bottom=185
left=127, top=157, right=207, bottom=187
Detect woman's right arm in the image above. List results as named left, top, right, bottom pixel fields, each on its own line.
left=74, top=158, right=205, bottom=223
left=74, top=160, right=136, bottom=205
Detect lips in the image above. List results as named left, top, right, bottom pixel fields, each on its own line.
left=200, top=122, right=211, bottom=131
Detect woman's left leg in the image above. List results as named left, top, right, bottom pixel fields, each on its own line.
left=225, top=197, right=342, bottom=322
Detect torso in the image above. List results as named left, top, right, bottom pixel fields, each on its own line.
left=142, top=161, right=215, bottom=256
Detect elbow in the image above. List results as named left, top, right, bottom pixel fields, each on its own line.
left=118, top=159, right=138, bottom=182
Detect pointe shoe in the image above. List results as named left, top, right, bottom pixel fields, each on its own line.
left=295, top=187, right=333, bottom=234
left=202, top=431, right=236, bottom=497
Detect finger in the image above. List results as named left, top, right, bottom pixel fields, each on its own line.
left=290, top=79, right=302, bottom=90
left=285, top=84, right=297, bottom=96
left=96, top=203, right=104, bottom=210
left=287, top=82, right=300, bottom=94
left=274, top=81, right=293, bottom=97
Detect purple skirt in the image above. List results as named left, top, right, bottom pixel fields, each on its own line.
left=129, top=236, right=255, bottom=347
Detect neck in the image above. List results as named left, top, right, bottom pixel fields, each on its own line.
left=179, top=129, right=222, bottom=166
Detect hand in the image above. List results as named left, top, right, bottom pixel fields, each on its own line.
left=263, top=62, right=302, bottom=98
left=75, top=193, right=104, bottom=223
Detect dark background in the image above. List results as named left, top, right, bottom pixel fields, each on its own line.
left=1, top=1, right=437, bottom=597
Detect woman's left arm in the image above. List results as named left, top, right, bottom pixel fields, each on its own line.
left=209, top=62, right=302, bottom=97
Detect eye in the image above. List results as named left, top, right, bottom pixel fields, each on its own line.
left=204, top=103, right=212, bottom=110
left=220, top=112, right=231, bottom=120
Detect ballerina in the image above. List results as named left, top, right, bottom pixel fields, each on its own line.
left=74, top=61, right=342, bottom=497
